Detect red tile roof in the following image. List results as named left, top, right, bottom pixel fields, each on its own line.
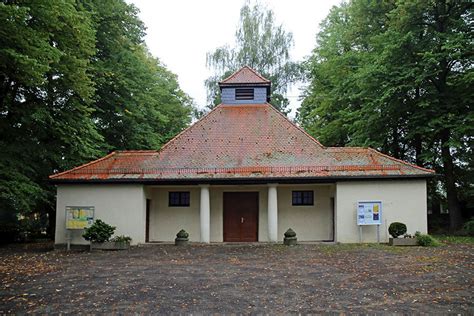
left=50, top=103, right=434, bottom=182
left=219, top=66, right=271, bottom=85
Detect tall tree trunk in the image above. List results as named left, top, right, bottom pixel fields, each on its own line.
left=433, top=1, right=461, bottom=230
left=440, top=129, right=462, bottom=231
left=391, top=125, right=400, bottom=159
left=413, top=87, right=423, bottom=166
left=414, top=134, right=423, bottom=166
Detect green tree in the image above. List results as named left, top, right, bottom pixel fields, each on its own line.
left=299, top=0, right=473, bottom=230
left=83, top=0, right=192, bottom=150
left=0, top=0, right=103, bottom=234
left=205, top=1, right=300, bottom=113
left=0, top=0, right=193, bottom=237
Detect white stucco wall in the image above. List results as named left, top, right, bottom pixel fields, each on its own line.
left=335, top=180, right=427, bottom=243
left=278, top=185, right=334, bottom=241
left=148, top=186, right=201, bottom=242
left=55, top=184, right=146, bottom=245
left=147, top=185, right=267, bottom=242
left=148, top=184, right=335, bottom=242
left=55, top=180, right=426, bottom=245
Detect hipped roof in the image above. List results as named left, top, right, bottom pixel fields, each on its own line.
left=219, top=66, right=271, bottom=86
left=50, top=103, right=434, bottom=183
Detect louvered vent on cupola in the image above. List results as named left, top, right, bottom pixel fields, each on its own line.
left=218, top=66, right=271, bottom=105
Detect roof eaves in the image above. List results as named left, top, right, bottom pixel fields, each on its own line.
left=49, top=151, right=117, bottom=179
left=49, top=173, right=437, bottom=185
left=219, top=82, right=270, bottom=87
left=367, top=148, right=435, bottom=174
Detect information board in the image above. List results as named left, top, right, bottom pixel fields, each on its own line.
left=66, top=206, right=94, bottom=229
left=357, top=201, right=382, bottom=225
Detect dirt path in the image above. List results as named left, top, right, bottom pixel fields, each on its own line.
left=0, top=243, right=472, bottom=314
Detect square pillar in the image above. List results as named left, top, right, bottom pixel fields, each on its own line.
left=267, top=184, right=278, bottom=242
left=199, top=185, right=210, bottom=243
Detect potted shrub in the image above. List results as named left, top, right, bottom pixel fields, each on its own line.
left=388, top=222, right=417, bottom=246
left=175, top=229, right=189, bottom=246
left=83, top=219, right=131, bottom=250
left=283, top=228, right=297, bottom=246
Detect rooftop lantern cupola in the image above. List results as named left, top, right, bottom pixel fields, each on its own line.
left=218, top=66, right=271, bottom=104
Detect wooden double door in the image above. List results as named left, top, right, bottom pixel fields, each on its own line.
left=223, top=192, right=259, bottom=242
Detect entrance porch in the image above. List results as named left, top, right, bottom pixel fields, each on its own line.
left=144, top=184, right=336, bottom=243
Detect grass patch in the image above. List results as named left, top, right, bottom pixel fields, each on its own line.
left=416, top=233, right=441, bottom=247
left=434, top=235, right=474, bottom=244
left=367, top=243, right=413, bottom=253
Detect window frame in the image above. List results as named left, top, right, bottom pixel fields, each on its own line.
left=235, top=88, right=254, bottom=100
left=292, top=190, right=314, bottom=206
left=168, top=191, right=190, bottom=207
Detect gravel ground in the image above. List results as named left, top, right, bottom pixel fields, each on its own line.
left=0, top=242, right=473, bottom=314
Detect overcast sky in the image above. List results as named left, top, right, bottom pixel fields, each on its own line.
left=127, top=0, right=341, bottom=117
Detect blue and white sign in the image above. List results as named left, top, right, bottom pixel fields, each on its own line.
left=357, top=201, right=382, bottom=225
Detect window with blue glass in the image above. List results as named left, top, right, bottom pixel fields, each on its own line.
left=292, top=191, right=314, bottom=206
left=169, top=192, right=190, bottom=207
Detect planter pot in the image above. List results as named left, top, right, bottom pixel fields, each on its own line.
left=389, top=237, right=417, bottom=246
left=175, top=238, right=189, bottom=246
left=283, top=237, right=297, bottom=246
left=91, top=241, right=130, bottom=250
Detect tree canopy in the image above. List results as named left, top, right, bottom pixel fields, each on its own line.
left=298, top=0, right=473, bottom=230
left=205, top=1, right=300, bottom=113
left=0, top=0, right=192, bottom=235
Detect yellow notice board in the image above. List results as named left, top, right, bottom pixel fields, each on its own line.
left=66, top=206, right=94, bottom=229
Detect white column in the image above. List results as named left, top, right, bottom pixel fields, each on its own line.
left=200, top=185, right=210, bottom=243
left=267, top=184, right=278, bottom=242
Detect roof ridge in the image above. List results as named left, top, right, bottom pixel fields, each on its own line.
left=49, top=151, right=117, bottom=179
left=220, top=65, right=270, bottom=84
left=116, top=150, right=158, bottom=154
left=367, top=148, right=435, bottom=173
left=265, top=103, right=325, bottom=148
left=326, top=147, right=368, bottom=152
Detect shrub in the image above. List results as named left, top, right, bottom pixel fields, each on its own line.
left=176, top=229, right=189, bottom=239
left=284, top=228, right=296, bottom=238
left=415, top=232, right=440, bottom=247
left=82, top=219, right=115, bottom=243
left=463, top=218, right=474, bottom=236
left=388, top=222, right=407, bottom=238
left=111, top=235, right=132, bottom=243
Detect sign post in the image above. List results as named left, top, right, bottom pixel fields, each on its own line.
left=357, top=201, right=382, bottom=243
left=65, top=206, right=94, bottom=250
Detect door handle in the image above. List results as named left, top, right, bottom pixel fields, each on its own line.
left=241, top=217, right=244, bottom=224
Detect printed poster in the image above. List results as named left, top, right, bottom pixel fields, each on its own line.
left=66, top=206, right=94, bottom=229
left=357, top=201, right=382, bottom=225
